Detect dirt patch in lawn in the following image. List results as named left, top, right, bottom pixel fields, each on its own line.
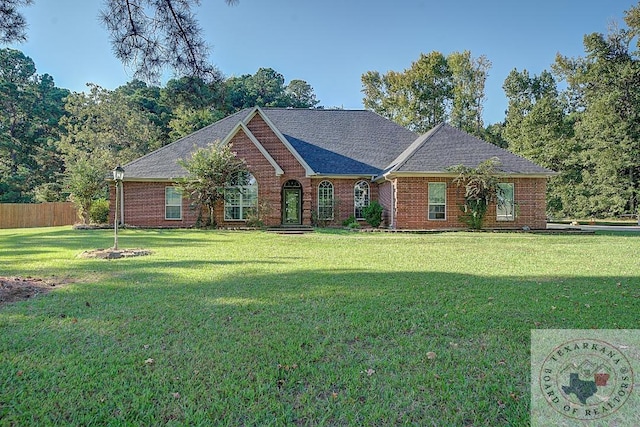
left=0, top=276, right=71, bottom=307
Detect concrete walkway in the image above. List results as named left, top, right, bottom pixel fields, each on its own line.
left=546, top=223, right=640, bottom=232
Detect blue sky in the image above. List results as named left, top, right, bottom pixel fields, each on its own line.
left=9, top=0, right=637, bottom=124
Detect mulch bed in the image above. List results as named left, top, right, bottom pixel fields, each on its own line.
left=78, top=248, right=152, bottom=259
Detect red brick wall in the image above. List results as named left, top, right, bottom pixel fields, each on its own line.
left=111, top=182, right=201, bottom=227
left=309, top=178, right=379, bottom=226
left=378, top=180, right=394, bottom=227
left=394, top=176, right=548, bottom=229
left=116, top=176, right=547, bottom=229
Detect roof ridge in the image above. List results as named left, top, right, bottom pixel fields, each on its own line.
left=259, top=107, right=372, bottom=112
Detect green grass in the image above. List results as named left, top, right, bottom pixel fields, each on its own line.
left=1, top=227, right=638, bottom=425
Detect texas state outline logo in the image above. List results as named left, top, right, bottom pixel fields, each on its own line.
left=539, top=337, right=634, bottom=421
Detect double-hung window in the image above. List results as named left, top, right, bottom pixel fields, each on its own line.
left=165, top=187, right=182, bottom=220
left=497, top=183, right=515, bottom=221
left=224, top=172, right=258, bottom=221
left=428, top=182, right=446, bottom=220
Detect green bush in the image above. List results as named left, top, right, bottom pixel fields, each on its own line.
left=89, top=198, right=110, bottom=224
left=363, top=201, right=383, bottom=227
left=245, top=201, right=273, bottom=228
left=342, top=215, right=358, bottom=227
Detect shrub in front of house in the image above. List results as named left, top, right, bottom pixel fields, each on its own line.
left=363, top=201, right=383, bottom=228
left=342, top=215, right=359, bottom=228
left=89, top=198, right=110, bottom=224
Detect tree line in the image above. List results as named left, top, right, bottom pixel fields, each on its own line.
left=0, top=47, right=318, bottom=221
left=361, top=3, right=640, bottom=219
left=499, top=7, right=640, bottom=219
left=3, top=1, right=639, bottom=220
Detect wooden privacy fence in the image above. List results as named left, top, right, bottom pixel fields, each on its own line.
left=0, top=202, right=77, bottom=229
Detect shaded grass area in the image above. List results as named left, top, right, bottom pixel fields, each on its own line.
left=0, top=227, right=638, bottom=425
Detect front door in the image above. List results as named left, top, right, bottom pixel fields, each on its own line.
left=283, top=188, right=302, bottom=225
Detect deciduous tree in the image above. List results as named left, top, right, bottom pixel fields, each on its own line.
left=168, top=105, right=222, bottom=140
left=178, top=142, right=248, bottom=227
left=449, top=158, right=503, bottom=229
left=448, top=51, right=491, bottom=135
left=361, top=51, right=490, bottom=134
left=58, top=84, right=164, bottom=218
left=553, top=16, right=640, bottom=217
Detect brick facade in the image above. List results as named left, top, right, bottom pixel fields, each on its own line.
left=113, top=111, right=549, bottom=230
left=111, top=181, right=201, bottom=228
left=391, top=176, right=547, bottom=229
left=309, top=177, right=380, bottom=226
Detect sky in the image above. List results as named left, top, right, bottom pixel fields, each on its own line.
left=8, top=0, right=638, bottom=125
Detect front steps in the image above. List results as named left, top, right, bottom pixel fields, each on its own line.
left=266, top=225, right=315, bottom=234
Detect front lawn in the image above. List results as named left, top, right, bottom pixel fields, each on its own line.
left=1, top=227, right=638, bottom=425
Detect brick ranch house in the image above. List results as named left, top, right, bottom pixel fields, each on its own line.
left=112, top=106, right=555, bottom=229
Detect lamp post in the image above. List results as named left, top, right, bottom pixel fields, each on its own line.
left=112, top=165, right=124, bottom=250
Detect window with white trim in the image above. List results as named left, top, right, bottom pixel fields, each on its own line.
left=165, top=187, right=182, bottom=220
left=428, top=182, right=446, bottom=220
left=224, top=172, right=258, bottom=221
left=354, top=181, right=370, bottom=219
left=317, top=181, right=334, bottom=220
left=497, top=183, right=515, bottom=221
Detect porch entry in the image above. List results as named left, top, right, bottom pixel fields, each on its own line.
left=282, top=180, right=302, bottom=225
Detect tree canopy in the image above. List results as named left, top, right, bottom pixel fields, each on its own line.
left=0, top=48, right=69, bottom=202
left=361, top=50, right=490, bottom=135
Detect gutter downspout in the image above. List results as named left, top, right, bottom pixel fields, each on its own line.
left=383, top=174, right=396, bottom=229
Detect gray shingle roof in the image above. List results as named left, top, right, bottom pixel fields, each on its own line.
left=123, top=108, right=251, bottom=180
left=262, top=109, right=417, bottom=175
left=122, top=108, right=554, bottom=180
left=386, top=123, right=555, bottom=175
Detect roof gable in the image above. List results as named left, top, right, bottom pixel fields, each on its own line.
left=222, top=121, right=284, bottom=176
left=385, top=123, right=555, bottom=176
left=244, top=107, right=315, bottom=176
